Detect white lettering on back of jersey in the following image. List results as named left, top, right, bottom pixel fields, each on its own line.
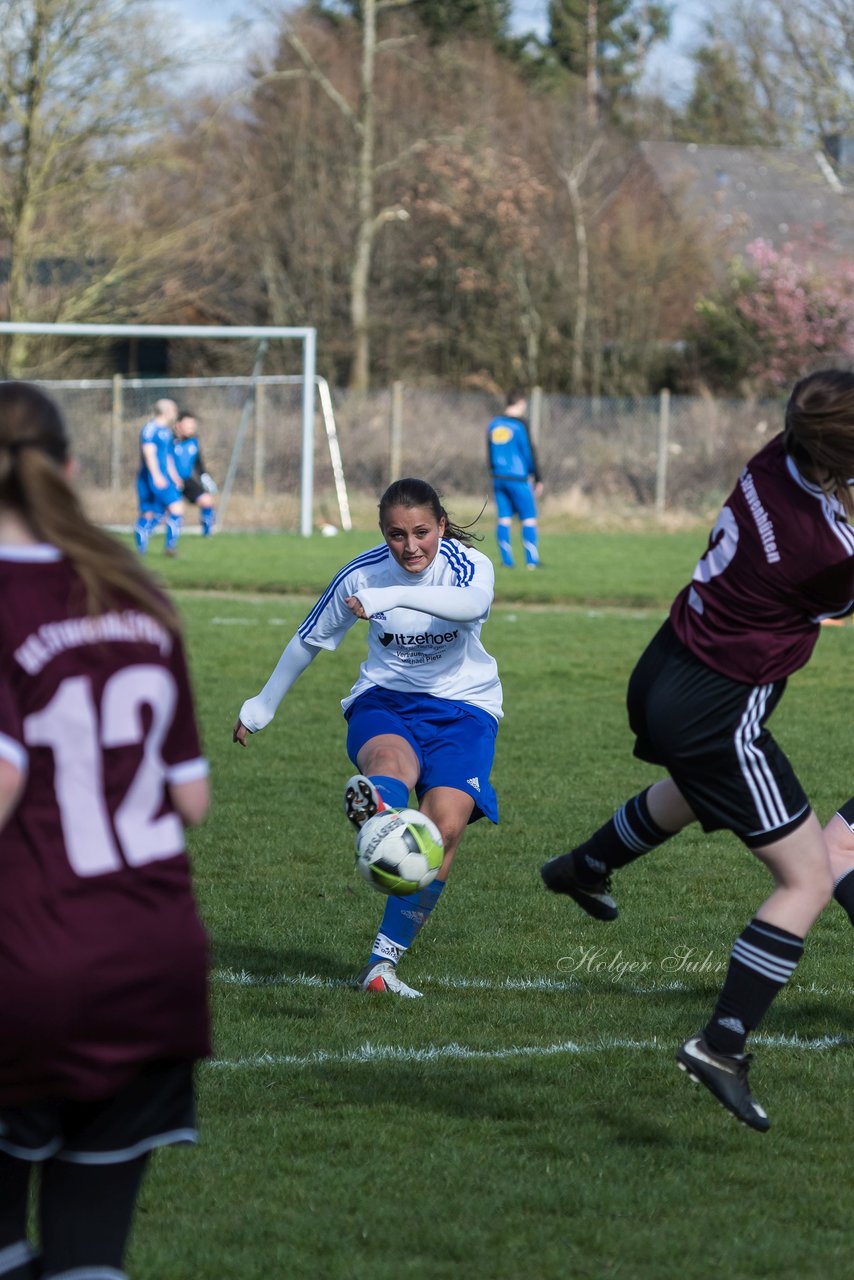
left=15, top=611, right=172, bottom=675
left=739, top=469, right=781, bottom=564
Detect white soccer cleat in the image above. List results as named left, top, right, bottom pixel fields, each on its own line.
left=357, top=960, right=422, bottom=998
left=344, top=774, right=386, bottom=831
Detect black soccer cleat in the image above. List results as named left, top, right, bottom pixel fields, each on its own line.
left=343, top=774, right=386, bottom=831
left=677, top=1033, right=770, bottom=1132
left=540, top=851, right=618, bottom=921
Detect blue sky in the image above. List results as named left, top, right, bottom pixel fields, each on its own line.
left=164, top=0, right=703, bottom=99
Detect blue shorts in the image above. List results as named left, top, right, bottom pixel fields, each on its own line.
left=137, top=471, right=181, bottom=513
left=493, top=477, right=537, bottom=522
left=345, top=688, right=499, bottom=824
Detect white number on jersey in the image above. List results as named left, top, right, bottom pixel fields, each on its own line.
left=23, top=665, right=182, bottom=877
left=693, top=505, right=739, bottom=582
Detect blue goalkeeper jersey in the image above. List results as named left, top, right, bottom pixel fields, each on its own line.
left=173, top=436, right=201, bottom=482
left=486, top=414, right=539, bottom=482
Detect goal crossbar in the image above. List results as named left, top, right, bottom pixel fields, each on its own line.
left=0, top=322, right=320, bottom=537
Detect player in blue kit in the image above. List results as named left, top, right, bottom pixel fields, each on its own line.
left=233, top=478, right=503, bottom=997
left=541, top=368, right=854, bottom=1131
left=134, top=398, right=184, bottom=556
left=173, top=410, right=217, bottom=539
left=486, top=388, right=542, bottom=569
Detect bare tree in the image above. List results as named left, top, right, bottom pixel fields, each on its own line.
left=0, top=0, right=175, bottom=373
left=694, top=0, right=854, bottom=144
left=273, top=0, right=416, bottom=390
left=558, top=137, right=602, bottom=390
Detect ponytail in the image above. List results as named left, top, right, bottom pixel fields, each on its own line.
left=784, top=370, right=854, bottom=517
left=0, top=382, right=179, bottom=632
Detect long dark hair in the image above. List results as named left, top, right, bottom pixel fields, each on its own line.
left=0, top=381, right=179, bottom=631
left=784, top=369, right=854, bottom=517
left=378, top=478, right=482, bottom=546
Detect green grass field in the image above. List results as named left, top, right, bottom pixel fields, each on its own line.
left=128, top=530, right=853, bottom=1279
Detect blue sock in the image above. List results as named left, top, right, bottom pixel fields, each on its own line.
left=164, top=513, right=183, bottom=552
left=369, top=878, right=446, bottom=968
left=370, top=775, right=410, bottom=810
left=200, top=507, right=216, bottom=536
left=134, top=514, right=159, bottom=554
left=522, top=523, right=539, bottom=567
left=496, top=522, right=514, bottom=567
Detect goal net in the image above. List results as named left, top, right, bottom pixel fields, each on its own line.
left=0, top=322, right=351, bottom=536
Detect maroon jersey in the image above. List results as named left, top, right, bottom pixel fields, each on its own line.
left=0, top=546, right=210, bottom=1104
left=670, top=434, right=854, bottom=684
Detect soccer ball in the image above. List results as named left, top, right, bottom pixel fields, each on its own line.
left=355, top=808, right=444, bottom=896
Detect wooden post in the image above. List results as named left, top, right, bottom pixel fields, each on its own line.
left=530, top=385, right=543, bottom=448
left=254, top=382, right=266, bottom=497
left=655, top=388, right=670, bottom=515
left=390, top=381, right=403, bottom=483
left=111, top=373, right=123, bottom=492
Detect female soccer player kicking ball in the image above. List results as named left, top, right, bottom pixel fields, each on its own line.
left=234, top=477, right=503, bottom=997
left=0, top=382, right=210, bottom=1278
left=541, top=368, right=854, bottom=1131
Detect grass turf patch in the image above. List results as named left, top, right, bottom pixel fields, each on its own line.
left=122, top=533, right=853, bottom=1279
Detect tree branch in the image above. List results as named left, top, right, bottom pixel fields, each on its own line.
left=284, top=30, right=362, bottom=135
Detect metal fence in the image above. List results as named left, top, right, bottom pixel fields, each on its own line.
left=38, top=376, right=785, bottom=527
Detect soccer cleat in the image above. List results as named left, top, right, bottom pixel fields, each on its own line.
left=357, top=961, right=422, bottom=998
left=677, top=1032, right=769, bottom=1132
left=344, top=774, right=386, bottom=831
left=540, top=851, right=618, bottom=921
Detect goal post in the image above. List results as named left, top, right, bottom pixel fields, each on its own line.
left=0, top=321, right=322, bottom=537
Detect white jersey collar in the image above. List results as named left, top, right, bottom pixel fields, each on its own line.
left=785, top=456, right=847, bottom=517
left=0, top=543, right=63, bottom=562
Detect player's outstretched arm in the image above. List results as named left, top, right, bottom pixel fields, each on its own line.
left=353, top=582, right=493, bottom=623
left=232, top=633, right=319, bottom=745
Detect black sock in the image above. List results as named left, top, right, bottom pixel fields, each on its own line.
left=833, top=868, right=854, bottom=926
left=704, top=918, right=804, bottom=1057
left=0, top=1154, right=37, bottom=1279
left=40, top=1153, right=149, bottom=1275
left=575, top=788, right=673, bottom=882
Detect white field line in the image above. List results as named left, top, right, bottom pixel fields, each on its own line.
left=206, top=605, right=662, bottom=625
left=213, top=966, right=853, bottom=1001
left=215, top=966, right=690, bottom=996
left=208, top=1032, right=852, bottom=1072
left=209, top=969, right=853, bottom=1069
left=210, top=616, right=290, bottom=626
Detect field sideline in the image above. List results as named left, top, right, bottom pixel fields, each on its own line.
left=127, top=531, right=853, bottom=1280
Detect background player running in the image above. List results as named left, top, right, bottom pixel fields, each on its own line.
left=233, top=477, right=503, bottom=997
left=0, top=381, right=210, bottom=1279
left=174, top=408, right=217, bottom=539
left=486, top=387, right=543, bottom=569
left=541, top=368, right=854, bottom=1131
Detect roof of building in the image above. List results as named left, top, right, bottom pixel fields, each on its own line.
left=636, top=141, right=854, bottom=264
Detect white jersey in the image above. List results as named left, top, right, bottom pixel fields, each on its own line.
left=298, top=539, right=503, bottom=720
